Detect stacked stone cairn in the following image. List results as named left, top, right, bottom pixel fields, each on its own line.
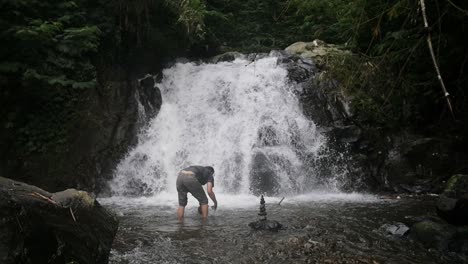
left=249, top=195, right=282, bottom=232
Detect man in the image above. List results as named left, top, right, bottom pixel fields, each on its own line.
left=176, top=165, right=218, bottom=221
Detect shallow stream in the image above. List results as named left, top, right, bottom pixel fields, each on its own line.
left=101, top=193, right=463, bottom=264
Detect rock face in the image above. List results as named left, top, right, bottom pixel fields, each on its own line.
left=0, top=176, right=118, bottom=264
left=282, top=40, right=468, bottom=192
left=1, top=69, right=162, bottom=194
left=437, top=174, right=468, bottom=225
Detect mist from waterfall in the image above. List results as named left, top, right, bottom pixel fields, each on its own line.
left=109, top=55, right=348, bottom=197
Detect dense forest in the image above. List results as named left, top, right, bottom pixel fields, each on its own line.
left=1, top=0, right=467, bottom=190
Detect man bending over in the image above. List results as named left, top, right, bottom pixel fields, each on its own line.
left=176, top=165, right=218, bottom=221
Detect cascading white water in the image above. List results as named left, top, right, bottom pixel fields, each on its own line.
left=109, top=55, right=347, bottom=197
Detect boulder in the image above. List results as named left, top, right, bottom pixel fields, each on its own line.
left=361, top=134, right=460, bottom=193
left=449, top=227, right=468, bottom=254
left=410, top=220, right=456, bottom=250
left=442, top=174, right=468, bottom=197
left=211, top=52, right=245, bottom=63
left=248, top=219, right=283, bottom=232
left=437, top=174, right=468, bottom=225
left=410, top=219, right=468, bottom=254
left=298, top=73, right=352, bottom=128
left=0, top=177, right=118, bottom=264
left=285, top=40, right=350, bottom=67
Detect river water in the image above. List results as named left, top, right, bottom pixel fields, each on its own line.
left=102, top=56, right=464, bottom=263
left=100, top=193, right=463, bottom=264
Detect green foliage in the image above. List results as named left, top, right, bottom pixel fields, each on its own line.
left=1, top=0, right=467, bottom=159
left=178, top=0, right=207, bottom=42
left=0, top=0, right=195, bottom=156
left=201, top=0, right=466, bottom=131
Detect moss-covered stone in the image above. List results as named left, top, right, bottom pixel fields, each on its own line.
left=285, top=40, right=350, bottom=67
left=443, top=175, right=468, bottom=198
left=411, top=220, right=455, bottom=250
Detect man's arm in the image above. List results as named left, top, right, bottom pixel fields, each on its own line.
left=207, top=182, right=217, bottom=210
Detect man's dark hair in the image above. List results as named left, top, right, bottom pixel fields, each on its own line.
left=205, top=166, right=214, bottom=174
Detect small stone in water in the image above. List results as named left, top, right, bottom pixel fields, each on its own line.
left=380, top=222, right=409, bottom=237
left=248, top=219, right=282, bottom=232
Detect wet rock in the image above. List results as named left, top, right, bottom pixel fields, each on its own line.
left=410, top=220, right=456, bottom=250
left=379, top=222, right=410, bottom=237
left=138, top=74, right=162, bottom=120
left=441, top=174, right=468, bottom=198
left=257, top=126, right=279, bottom=146
left=356, top=133, right=467, bottom=193
left=410, top=218, right=468, bottom=255
left=437, top=174, right=468, bottom=226
left=249, top=151, right=279, bottom=196
left=285, top=40, right=350, bottom=67
left=211, top=52, right=244, bottom=63
left=326, top=125, right=361, bottom=144
left=449, top=227, right=468, bottom=254
left=0, top=177, right=118, bottom=264
left=298, top=73, right=352, bottom=128
left=287, top=235, right=308, bottom=245
left=248, top=219, right=282, bottom=232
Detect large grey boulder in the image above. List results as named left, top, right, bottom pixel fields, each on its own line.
left=0, top=177, right=118, bottom=264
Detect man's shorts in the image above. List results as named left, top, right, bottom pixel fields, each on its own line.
left=176, top=171, right=208, bottom=206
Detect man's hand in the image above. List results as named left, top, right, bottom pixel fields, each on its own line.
left=207, top=182, right=218, bottom=211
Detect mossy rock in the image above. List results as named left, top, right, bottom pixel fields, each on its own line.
left=411, top=220, right=455, bottom=250
left=443, top=174, right=468, bottom=198
left=437, top=174, right=468, bottom=226
left=284, top=40, right=350, bottom=66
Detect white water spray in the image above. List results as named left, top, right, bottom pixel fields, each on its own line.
left=109, top=55, right=347, bottom=197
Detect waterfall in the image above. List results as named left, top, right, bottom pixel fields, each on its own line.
left=109, top=55, right=348, bottom=197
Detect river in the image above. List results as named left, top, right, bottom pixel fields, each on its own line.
left=100, top=193, right=462, bottom=263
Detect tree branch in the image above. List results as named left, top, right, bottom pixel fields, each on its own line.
left=419, top=0, right=455, bottom=119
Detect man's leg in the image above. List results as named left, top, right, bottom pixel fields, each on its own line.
left=176, top=173, right=188, bottom=222
left=184, top=176, right=209, bottom=219
left=200, top=204, right=208, bottom=219
left=177, top=206, right=185, bottom=221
